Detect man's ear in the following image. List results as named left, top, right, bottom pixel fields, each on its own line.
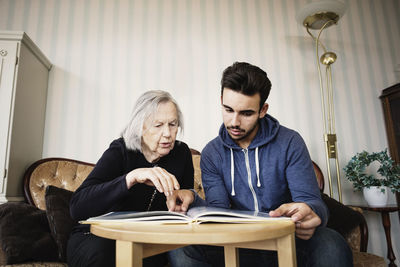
left=259, top=103, right=269, bottom=118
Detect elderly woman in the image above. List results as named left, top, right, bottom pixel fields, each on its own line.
left=67, top=90, right=194, bottom=267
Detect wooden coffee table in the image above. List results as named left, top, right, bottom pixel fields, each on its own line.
left=90, top=220, right=296, bottom=267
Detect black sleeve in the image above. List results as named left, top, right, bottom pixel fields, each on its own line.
left=69, top=140, right=130, bottom=221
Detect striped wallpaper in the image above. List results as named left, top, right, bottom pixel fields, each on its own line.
left=1, top=0, right=399, bottom=262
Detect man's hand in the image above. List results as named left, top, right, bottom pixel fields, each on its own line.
left=269, top=202, right=321, bottom=240
left=166, top=189, right=195, bottom=212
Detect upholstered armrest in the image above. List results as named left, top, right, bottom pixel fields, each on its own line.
left=192, top=153, right=205, bottom=199
left=346, top=206, right=368, bottom=252
left=321, top=194, right=367, bottom=252
left=23, top=158, right=94, bottom=210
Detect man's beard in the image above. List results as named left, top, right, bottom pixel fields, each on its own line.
left=226, top=122, right=258, bottom=141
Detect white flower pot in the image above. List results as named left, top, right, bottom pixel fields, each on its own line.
left=363, top=186, right=389, bottom=207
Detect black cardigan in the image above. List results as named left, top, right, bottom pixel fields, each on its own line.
left=70, top=138, right=194, bottom=223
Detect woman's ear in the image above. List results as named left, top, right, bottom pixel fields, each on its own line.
left=259, top=103, right=269, bottom=118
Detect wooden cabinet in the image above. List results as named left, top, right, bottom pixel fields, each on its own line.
left=380, top=83, right=400, bottom=163
left=0, top=31, right=51, bottom=203
left=380, top=83, right=400, bottom=216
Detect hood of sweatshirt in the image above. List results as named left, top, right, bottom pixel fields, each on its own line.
left=217, top=114, right=279, bottom=197
left=201, top=113, right=327, bottom=224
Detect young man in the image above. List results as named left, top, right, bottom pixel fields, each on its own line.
left=168, top=62, right=352, bottom=267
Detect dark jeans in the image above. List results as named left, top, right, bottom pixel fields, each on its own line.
left=169, top=227, right=353, bottom=267
left=67, top=231, right=168, bottom=267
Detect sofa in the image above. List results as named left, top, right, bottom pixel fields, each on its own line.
left=0, top=150, right=385, bottom=266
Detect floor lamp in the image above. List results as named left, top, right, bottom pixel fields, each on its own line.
left=297, top=1, right=346, bottom=203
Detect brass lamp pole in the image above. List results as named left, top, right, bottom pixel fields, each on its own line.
left=297, top=1, right=346, bottom=203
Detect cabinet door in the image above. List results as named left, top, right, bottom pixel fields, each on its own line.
left=0, top=41, right=18, bottom=192
left=381, top=84, right=400, bottom=163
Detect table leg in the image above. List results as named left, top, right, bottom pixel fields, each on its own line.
left=381, top=211, right=397, bottom=267
left=116, top=240, right=143, bottom=267
left=224, top=246, right=239, bottom=267
left=277, top=233, right=297, bottom=267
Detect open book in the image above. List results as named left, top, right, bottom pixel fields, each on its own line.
left=82, top=206, right=290, bottom=224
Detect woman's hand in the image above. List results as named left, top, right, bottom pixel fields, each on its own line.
left=166, top=189, right=195, bottom=212
left=126, top=167, right=180, bottom=196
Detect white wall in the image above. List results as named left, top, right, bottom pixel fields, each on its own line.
left=1, top=0, right=399, bottom=263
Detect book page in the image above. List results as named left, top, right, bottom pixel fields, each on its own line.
left=85, top=210, right=191, bottom=223
left=187, top=206, right=290, bottom=223
left=83, top=207, right=290, bottom=224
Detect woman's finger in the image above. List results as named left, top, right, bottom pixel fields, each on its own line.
left=152, top=167, right=178, bottom=196
left=148, top=175, right=163, bottom=193
left=160, top=168, right=180, bottom=192
left=157, top=167, right=175, bottom=195
left=127, top=167, right=180, bottom=195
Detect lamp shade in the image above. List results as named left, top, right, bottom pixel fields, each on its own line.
left=296, top=0, right=346, bottom=29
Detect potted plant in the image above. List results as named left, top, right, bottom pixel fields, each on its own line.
left=344, top=149, right=400, bottom=207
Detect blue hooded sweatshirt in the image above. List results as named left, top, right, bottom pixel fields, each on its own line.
left=199, top=114, right=328, bottom=226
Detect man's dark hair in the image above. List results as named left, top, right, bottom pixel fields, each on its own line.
left=221, top=62, right=272, bottom=108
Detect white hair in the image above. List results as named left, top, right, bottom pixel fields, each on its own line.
left=121, top=90, right=183, bottom=151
